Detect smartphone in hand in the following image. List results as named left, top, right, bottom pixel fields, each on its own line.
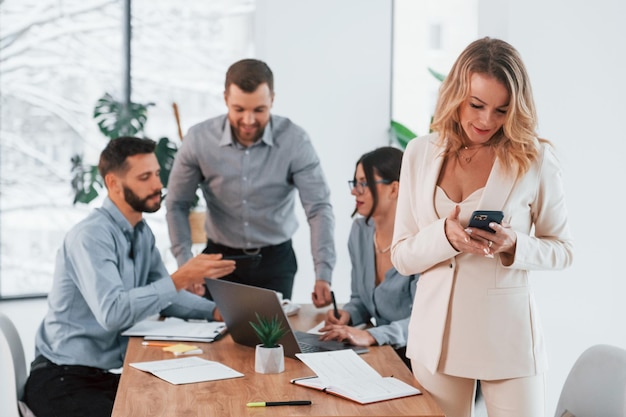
left=467, top=210, right=504, bottom=233
left=202, top=248, right=263, bottom=269
left=222, top=254, right=262, bottom=269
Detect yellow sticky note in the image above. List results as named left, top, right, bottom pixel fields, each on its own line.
left=162, top=343, right=200, bottom=354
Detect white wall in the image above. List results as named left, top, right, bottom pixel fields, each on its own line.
left=481, top=0, right=626, bottom=413
left=254, top=0, right=393, bottom=304
left=393, top=0, right=479, bottom=136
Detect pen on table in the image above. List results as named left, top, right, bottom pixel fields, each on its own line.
left=290, top=375, right=319, bottom=383
left=247, top=401, right=312, bottom=407
left=141, top=341, right=176, bottom=347
left=331, top=290, right=340, bottom=319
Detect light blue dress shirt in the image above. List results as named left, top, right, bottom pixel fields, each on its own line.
left=343, top=218, right=418, bottom=348
left=165, top=115, right=335, bottom=282
left=34, top=198, right=217, bottom=370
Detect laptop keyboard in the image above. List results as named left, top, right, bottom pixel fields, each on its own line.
left=298, top=341, right=327, bottom=353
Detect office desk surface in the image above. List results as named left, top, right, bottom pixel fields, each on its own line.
left=112, top=305, right=443, bottom=417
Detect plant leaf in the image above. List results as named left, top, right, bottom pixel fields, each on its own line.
left=249, top=313, right=287, bottom=348
left=154, top=137, right=178, bottom=188
left=428, top=67, right=446, bottom=82
left=390, top=120, right=418, bottom=149
left=70, top=155, right=103, bottom=204
left=93, top=92, right=154, bottom=140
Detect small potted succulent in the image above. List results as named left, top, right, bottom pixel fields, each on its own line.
left=249, top=313, right=288, bottom=374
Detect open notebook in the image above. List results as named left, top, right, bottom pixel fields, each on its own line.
left=292, top=349, right=421, bottom=404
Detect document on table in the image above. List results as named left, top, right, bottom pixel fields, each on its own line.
left=130, top=356, right=243, bottom=385
left=292, top=349, right=420, bottom=404
left=122, top=316, right=227, bottom=342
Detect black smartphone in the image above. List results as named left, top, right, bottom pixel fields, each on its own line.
left=467, top=210, right=504, bottom=233
left=222, top=254, right=262, bottom=269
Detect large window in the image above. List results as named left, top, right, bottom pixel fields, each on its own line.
left=0, top=0, right=254, bottom=298
left=392, top=0, right=478, bottom=137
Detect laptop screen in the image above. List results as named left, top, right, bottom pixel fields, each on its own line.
left=204, top=279, right=367, bottom=358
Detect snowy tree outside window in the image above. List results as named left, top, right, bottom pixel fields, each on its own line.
left=0, top=0, right=255, bottom=298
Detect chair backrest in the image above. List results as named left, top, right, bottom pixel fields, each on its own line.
left=0, top=311, right=28, bottom=417
left=555, top=344, right=626, bottom=417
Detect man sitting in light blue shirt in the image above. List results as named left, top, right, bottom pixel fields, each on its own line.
left=23, top=137, right=236, bottom=417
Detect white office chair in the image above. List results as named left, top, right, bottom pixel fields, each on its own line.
left=0, top=311, right=36, bottom=417
left=554, top=344, right=626, bottom=417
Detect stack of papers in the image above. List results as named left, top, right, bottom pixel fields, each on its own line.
left=122, top=316, right=227, bottom=342
left=130, top=357, right=243, bottom=385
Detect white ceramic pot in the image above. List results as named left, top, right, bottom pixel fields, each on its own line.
left=255, top=344, right=285, bottom=374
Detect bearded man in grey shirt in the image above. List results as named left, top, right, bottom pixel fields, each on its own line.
left=166, top=59, right=335, bottom=307
left=24, top=137, right=235, bottom=417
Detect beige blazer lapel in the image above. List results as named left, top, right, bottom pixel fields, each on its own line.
left=423, top=139, right=446, bottom=222
left=477, top=157, right=516, bottom=214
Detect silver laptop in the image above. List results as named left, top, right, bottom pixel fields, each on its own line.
left=204, top=279, right=368, bottom=358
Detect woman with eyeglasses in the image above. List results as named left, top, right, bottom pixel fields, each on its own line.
left=318, top=146, right=418, bottom=367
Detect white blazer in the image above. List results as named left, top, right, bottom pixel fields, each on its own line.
left=391, top=133, right=573, bottom=380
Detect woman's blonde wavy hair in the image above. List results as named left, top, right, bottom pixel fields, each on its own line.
left=431, top=37, right=547, bottom=177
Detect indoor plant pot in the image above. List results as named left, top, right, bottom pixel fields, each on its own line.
left=249, top=313, right=287, bottom=374
left=254, top=344, right=285, bottom=374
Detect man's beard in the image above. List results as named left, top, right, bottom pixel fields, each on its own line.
left=232, top=121, right=266, bottom=144
left=123, top=185, right=162, bottom=213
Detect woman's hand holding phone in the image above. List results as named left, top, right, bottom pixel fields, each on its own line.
left=445, top=206, right=490, bottom=255
left=464, top=210, right=517, bottom=260
left=467, top=210, right=504, bottom=233
left=445, top=207, right=516, bottom=258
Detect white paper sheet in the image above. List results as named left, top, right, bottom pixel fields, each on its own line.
left=130, top=356, right=243, bottom=385
left=296, top=349, right=382, bottom=381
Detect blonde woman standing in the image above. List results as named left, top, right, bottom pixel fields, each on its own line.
left=391, top=37, right=573, bottom=417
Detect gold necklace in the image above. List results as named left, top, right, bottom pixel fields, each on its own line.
left=373, top=231, right=391, bottom=254
left=458, top=144, right=489, bottom=163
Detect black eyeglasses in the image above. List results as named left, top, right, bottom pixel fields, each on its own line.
left=348, top=179, right=392, bottom=194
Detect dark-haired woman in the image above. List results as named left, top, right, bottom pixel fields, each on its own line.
left=319, top=147, right=418, bottom=366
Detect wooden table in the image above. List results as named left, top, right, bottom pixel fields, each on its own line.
left=111, top=305, right=444, bottom=417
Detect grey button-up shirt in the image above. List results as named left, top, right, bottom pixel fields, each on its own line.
left=165, top=115, right=335, bottom=282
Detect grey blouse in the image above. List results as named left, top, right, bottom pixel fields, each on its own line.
left=342, top=217, right=418, bottom=348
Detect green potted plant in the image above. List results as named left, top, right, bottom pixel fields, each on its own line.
left=71, top=93, right=178, bottom=204
left=249, top=312, right=288, bottom=374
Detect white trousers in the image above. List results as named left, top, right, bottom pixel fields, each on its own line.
left=412, top=360, right=545, bottom=417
